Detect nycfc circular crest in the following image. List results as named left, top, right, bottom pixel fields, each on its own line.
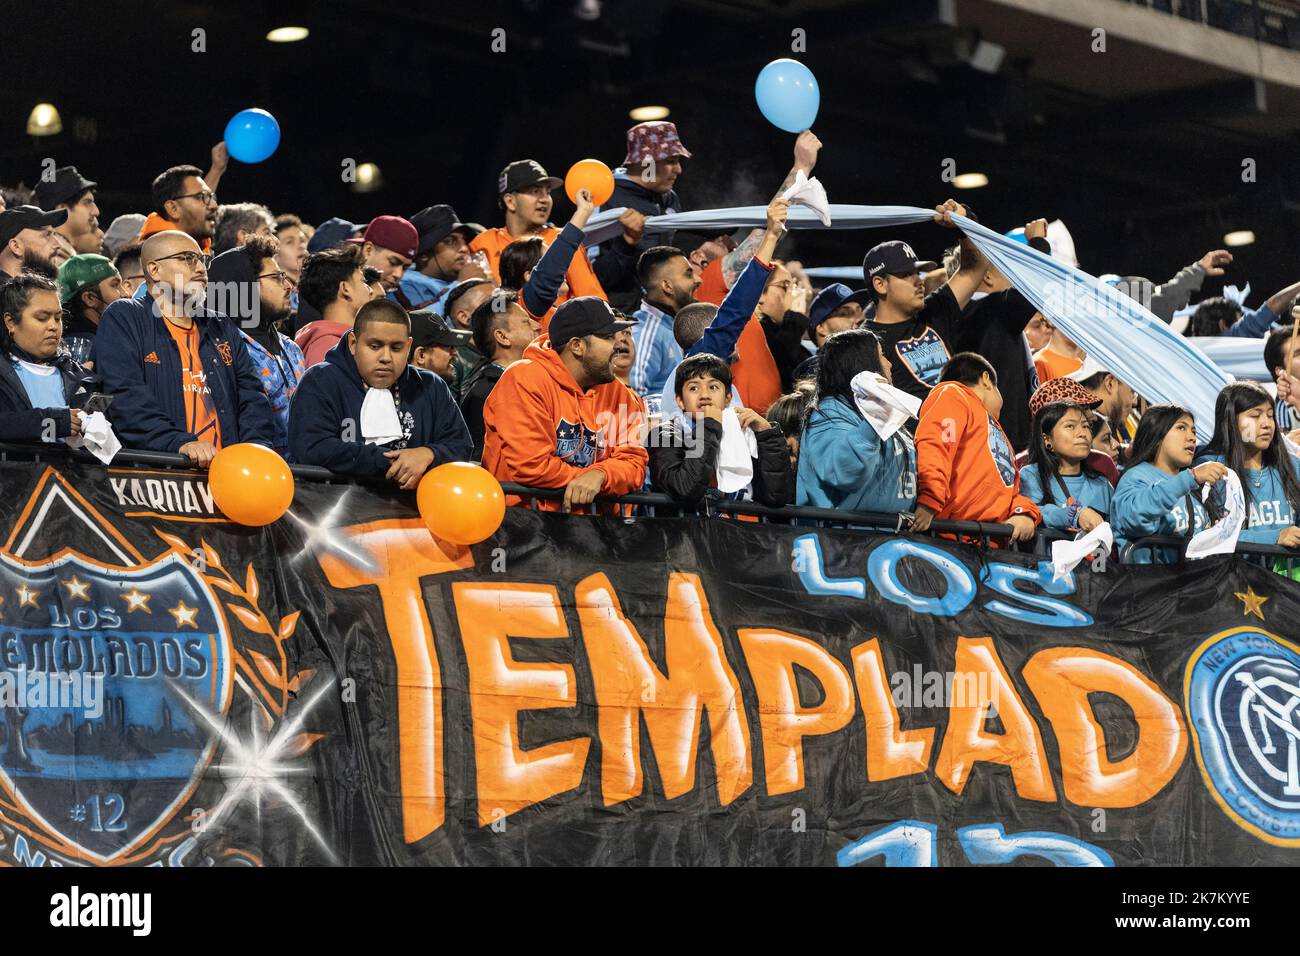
left=1186, top=627, right=1300, bottom=846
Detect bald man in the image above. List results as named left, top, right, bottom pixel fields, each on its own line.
left=92, top=229, right=275, bottom=465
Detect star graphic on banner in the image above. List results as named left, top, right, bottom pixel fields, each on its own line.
left=172, top=680, right=337, bottom=863
left=16, top=584, right=39, bottom=609
left=123, top=587, right=152, bottom=614
left=169, top=600, right=198, bottom=628
left=61, top=575, right=91, bottom=601
left=1235, top=585, right=1269, bottom=621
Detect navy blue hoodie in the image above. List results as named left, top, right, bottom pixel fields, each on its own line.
left=287, top=337, right=472, bottom=477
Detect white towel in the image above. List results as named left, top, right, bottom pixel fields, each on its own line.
left=781, top=170, right=831, bottom=227
left=66, top=411, right=121, bottom=465
left=1186, top=469, right=1245, bottom=560
left=716, top=407, right=758, bottom=494
left=360, top=388, right=403, bottom=444
left=851, top=372, right=922, bottom=441
left=1222, top=282, right=1251, bottom=307
left=1051, top=523, right=1114, bottom=582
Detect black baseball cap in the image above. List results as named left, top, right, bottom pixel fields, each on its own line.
left=548, top=296, right=635, bottom=350
left=34, top=166, right=96, bottom=211
left=497, top=160, right=562, bottom=196
left=862, top=240, right=939, bottom=283
left=0, top=205, right=69, bottom=248
left=410, top=311, right=472, bottom=350
left=409, top=205, right=481, bottom=255
left=307, top=217, right=358, bottom=254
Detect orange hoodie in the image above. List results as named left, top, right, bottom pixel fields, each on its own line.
left=915, top=381, right=1041, bottom=531
left=138, top=212, right=213, bottom=253
left=471, top=225, right=605, bottom=304
left=481, top=337, right=647, bottom=511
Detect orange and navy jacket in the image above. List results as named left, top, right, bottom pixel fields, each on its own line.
left=915, top=381, right=1041, bottom=531
left=138, top=212, right=212, bottom=253
left=481, top=337, right=647, bottom=511
left=471, top=224, right=606, bottom=305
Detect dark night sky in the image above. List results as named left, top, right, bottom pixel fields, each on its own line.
left=3, top=0, right=1297, bottom=296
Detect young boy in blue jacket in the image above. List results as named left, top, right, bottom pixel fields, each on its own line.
left=288, top=298, right=472, bottom=487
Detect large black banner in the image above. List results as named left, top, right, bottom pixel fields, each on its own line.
left=1, top=459, right=1298, bottom=866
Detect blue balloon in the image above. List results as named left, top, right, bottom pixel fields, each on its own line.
left=754, top=59, right=820, bottom=133
left=224, top=108, right=281, bottom=164
left=1005, top=227, right=1028, bottom=245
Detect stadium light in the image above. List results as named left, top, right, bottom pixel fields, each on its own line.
left=629, top=106, right=670, bottom=121
left=953, top=172, right=989, bottom=189
left=352, top=162, right=383, bottom=193
left=26, top=103, right=62, bottom=136
left=1224, top=230, right=1255, bottom=247
left=266, top=26, right=309, bottom=43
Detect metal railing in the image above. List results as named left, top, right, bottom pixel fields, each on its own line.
left=3, top=441, right=1296, bottom=569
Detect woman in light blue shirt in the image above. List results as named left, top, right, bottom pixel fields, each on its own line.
left=1019, top=401, right=1112, bottom=532
left=1112, top=404, right=1228, bottom=563
left=1196, top=381, right=1300, bottom=548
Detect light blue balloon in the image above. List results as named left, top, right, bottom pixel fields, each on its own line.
left=1005, top=227, right=1028, bottom=245
left=754, top=59, right=819, bottom=133
left=224, top=108, right=281, bottom=164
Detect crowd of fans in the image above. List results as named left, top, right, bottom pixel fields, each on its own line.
left=1, top=121, right=1298, bottom=565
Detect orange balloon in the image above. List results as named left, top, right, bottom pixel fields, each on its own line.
left=209, top=443, right=295, bottom=526
left=565, top=158, right=615, bottom=206
left=417, top=463, right=506, bottom=546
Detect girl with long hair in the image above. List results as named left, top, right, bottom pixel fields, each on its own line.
left=1196, top=381, right=1300, bottom=548
left=1111, top=404, right=1229, bottom=563
left=796, top=328, right=917, bottom=515
left=1019, top=401, right=1112, bottom=532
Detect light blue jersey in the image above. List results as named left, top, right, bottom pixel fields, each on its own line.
left=1018, top=464, right=1113, bottom=531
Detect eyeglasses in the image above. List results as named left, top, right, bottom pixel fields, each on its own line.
left=153, top=251, right=211, bottom=269
left=172, top=190, right=218, bottom=206
left=258, top=269, right=293, bottom=285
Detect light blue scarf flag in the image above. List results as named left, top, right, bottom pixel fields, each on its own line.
left=587, top=204, right=1232, bottom=441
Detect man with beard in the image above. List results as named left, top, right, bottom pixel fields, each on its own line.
left=206, top=235, right=306, bottom=454
left=35, top=166, right=102, bottom=256
left=470, top=160, right=610, bottom=303
left=628, top=246, right=702, bottom=412
left=408, top=311, right=469, bottom=387
left=140, top=165, right=219, bottom=255
left=462, top=289, right=541, bottom=458
left=93, top=230, right=274, bottom=465
left=482, top=296, right=646, bottom=512
left=1067, top=355, right=1139, bottom=446
left=396, top=205, right=481, bottom=314
left=0, top=205, right=67, bottom=281
left=57, top=253, right=126, bottom=367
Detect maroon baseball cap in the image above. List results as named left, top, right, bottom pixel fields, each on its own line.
left=349, top=215, right=419, bottom=261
